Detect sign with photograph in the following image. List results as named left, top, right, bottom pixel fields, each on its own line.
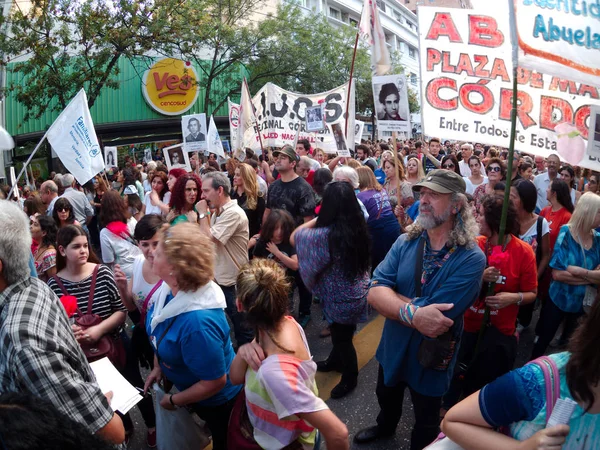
left=513, top=0, right=600, bottom=87
left=372, top=74, right=410, bottom=133
left=163, top=143, right=191, bottom=172
left=104, top=146, right=117, bottom=168
left=354, top=120, right=365, bottom=144
left=182, top=113, right=207, bottom=152
left=327, top=122, right=351, bottom=157
left=418, top=6, right=600, bottom=168
left=305, top=105, right=325, bottom=132
left=587, top=106, right=600, bottom=160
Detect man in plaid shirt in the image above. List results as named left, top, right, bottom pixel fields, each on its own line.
left=0, top=200, right=124, bottom=445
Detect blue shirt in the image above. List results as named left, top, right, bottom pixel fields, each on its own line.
left=374, top=168, right=386, bottom=185
left=549, top=225, right=600, bottom=313
left=145, top=304, right=241, bottom=407
left=372, top=233, right=485, bottom=396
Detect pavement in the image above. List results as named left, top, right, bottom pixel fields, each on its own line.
left=127, top=299, right=542, bottom=450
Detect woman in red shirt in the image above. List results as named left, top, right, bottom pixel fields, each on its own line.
left=540, top=179, right=574, bottom=251
left=442, top=194, right=537, bottom=413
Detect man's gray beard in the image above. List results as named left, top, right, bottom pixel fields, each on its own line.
left=417, top=204, right=452, bottom=230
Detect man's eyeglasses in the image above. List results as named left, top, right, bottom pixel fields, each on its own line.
left=487, top=166, right=502, bottom=173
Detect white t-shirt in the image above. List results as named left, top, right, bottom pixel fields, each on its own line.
left=463, top=176, right=488, bottom=195
left=131, top=254, right=158, bottom=311
left=519, top=216, right=550, bottom=256
left=144, top=194, right=163, bottom=215
left=99, top=217, right=141, bottom=280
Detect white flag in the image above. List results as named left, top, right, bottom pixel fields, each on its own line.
left=359, top=0, right=391, bottom=76
left=207, top=116, right=225, bottom=158
left=228, top=98, right=239, bottom=154
left=236, top=78, right=261, bottom=154
left=46, top=89, right=104, bottom=185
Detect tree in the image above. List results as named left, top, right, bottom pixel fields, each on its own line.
left=0, top=0, right=182, bottom=121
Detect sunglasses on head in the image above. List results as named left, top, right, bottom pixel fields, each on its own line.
left=487, top=166, right=502, bottom=172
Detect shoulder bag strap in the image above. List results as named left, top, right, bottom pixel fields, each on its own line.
left=86, top=265, right=100, bottom=315
left=529, top=356, right=560, bottom=423
left=414, top=237, right=425, bottom=297
left=536, top=216, right=543, bottom=263
left=156, top=317, right=177, bottom=364
left=142, top=280, right=163, bottom=315
left=52, top=275, right=69, bottom=297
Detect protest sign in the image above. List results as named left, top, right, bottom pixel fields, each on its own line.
left=104, top=146, right=117, bottom=167
left=228, top=99, right=240, bottom=152
left=513, top=0, right=600, bottom=87
left=354, top=120, right=365, bottom=144
left=418, top=6, right=600, bottom=169
left=249, top=82, right=355, bottom=150
left=305, top=105, right=325, bottom=132
left=182, top=113, right=207, bottom=152
left=46, top=89, right=104, bottom=185
left=207, top=115, right=225, bottom=158
left=327, top=122, right=352, bottom=157
left=163, top=143, right=191, bottom=172
left=372, top=74, right=410, bottom=133
left=588, top=106, right=600, bottom=159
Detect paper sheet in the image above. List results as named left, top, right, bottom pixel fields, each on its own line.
left=90, top=357, right=143, bottom=414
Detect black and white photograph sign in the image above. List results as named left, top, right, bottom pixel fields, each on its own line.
left=327, top=122, right=351, bottom=157
left=354, top=120, right=365, bottom=144
left=305, top=105, right=325, bottom=132
left=587, top=106, right=600, bottom=159
left=104, top=146, right=117, bottom=168
left=372, top=74, right=410, bottom=133
left=163, top=143, right=191, bottom=172
left=181, top=113, right=207, bottom=152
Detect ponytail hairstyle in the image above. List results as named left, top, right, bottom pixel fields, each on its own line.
left=236, top=258, right=293, bottom=353
left=567, top=294, right=600, bottom=411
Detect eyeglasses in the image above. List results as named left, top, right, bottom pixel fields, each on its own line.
left=442, top=163, right=455, bottom=169
left=487, top=166, right=502, bottom=173
left=57, top=207, right=70, bottom=212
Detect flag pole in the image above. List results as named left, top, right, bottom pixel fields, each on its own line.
left=344, top=31, right=361, bottom=138
left=8, top=133, right=48, bottom=198
left=474, top=0, right=519, bottom=355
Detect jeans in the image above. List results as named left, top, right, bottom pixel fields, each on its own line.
left=328, top=322, right=358, bottom=383
left=375, top=365, right=441, bottom=450
left=531, top=299, right=582, bottom=359
left=191, top=393, right=239, bottom=450
left=118, top=331, right=156, bottom=430
left=220, top=284, right=254, bottom=347
left=295, top=272, right=312, bottom=317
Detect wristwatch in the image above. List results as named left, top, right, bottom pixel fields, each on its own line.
left=198, top=212, right=208, bottom=220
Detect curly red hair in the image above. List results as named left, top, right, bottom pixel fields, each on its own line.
left=168, top=168, right=187, bottom=180
left=169, top=173, right=202, bottom=213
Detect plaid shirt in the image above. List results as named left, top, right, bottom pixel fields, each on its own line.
left=0, top=277, right=114, bottom=434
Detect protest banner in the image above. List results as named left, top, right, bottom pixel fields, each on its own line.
left=513, top=0, right=600, bottom=88
left=207, top=115, right=225, bottom=158
left=372, top=74, right=411, bottom=133
left=46, top=89, right=104, bottom=185
left=228, top=99, right=240, bottom=152
left=418, top=6, right=600, bottom=169
left=249, top=82, right=355, bottom=150
left=182, top=113, right=207, bottom=152
left=236, top=78, right=262, bottom=155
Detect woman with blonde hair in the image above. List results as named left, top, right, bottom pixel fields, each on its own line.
left=143, top=223, right=242, bottom=450
left=232, top=162, right=265, bottom=237
left=228, top=259, right=349, bottom=449
left=356, top=167, right=400, bottom=271
left=382, top=158, right=414, bottom=208
left=532, top=192, right=600, bottom=358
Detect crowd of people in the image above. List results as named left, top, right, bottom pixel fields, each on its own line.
left=1, top=136, right=600, bottom=450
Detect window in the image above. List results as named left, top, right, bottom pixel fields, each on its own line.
left=349, top=18, right=358, bottom=27
left=376, top=0, right=386, bottom=12
left=410, top=73, right=417, bottom=85
left=393, top=10, right=402, bottom=21
left=408, top=46, right=416, bottom=59
left=406, top=21, right=414, bottom=30
left=329, top=7, right=340, bottom=20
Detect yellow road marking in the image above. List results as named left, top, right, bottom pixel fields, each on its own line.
left=315, top=315, right=385, bottom=401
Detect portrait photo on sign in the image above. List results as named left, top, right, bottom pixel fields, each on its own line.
left=104, top=146, right=117, bottom=168
left=305, top=105, right=325, bottom=132
left=354, top=120, right=365, bottom=144
left=372, top=74, right=410, bottom=133
left=327, top=122, right=351, bottom=157
left=163, top=144, right=191, bottom=172
left=182, top=113, right=207, bottom=152
left=587, top=106, right=600, bottom=159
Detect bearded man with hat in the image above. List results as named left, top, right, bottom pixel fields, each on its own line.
left=355, top=169, right=486, bottom=449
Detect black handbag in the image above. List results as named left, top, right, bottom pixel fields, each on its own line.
left=414, top=237, right=458, bottom=371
